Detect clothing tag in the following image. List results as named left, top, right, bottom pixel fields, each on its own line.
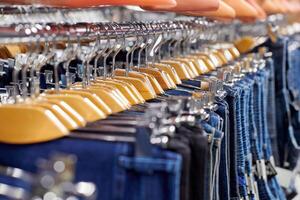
left=294, top=175, right=300, bottom=194
left=253, top=181, right=260, bottom=200
left=265, top=160, right=278, bottom=179
left=0, top=93, right=8, bottom=103
left=45, top=70, right=53, bottom=84
left=255, top=159, right=267, bottom=181
left=246, top=173, right=255, bottom=195
left=276, top=167, right=293, bottom=189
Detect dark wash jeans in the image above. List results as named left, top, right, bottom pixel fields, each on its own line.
left=257, top=38, right=298, bottom=168
left=201, top=121, right=220, bottom=200
left=216, top=99, right=230, bottom=200
left=244, top=69, right=286, bottom=200
left=265, top=58, right=280, bottom=166
left=0, top=132, right=182, bottom=200
left=177, top=125, right=210, bottom=200
left=286, top=41, right=300, bottom=167
left=225, top=85, right=241, bottom=200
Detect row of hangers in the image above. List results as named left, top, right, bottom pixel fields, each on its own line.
left=0, top=0, right=300, bottom=21
left=0, top=14, right=298, bottom=144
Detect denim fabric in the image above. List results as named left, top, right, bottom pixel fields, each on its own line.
left=262, top=60, right=287, bottom=200
left=236, top=79, right=255, bottom=200
left=181, top=79, right=201, bottom=87
left=167, top=138, right=191, bottom=200
left=259, top=69, right=280, bottom=200
left=287, top=43, right=300, bottom=105
left=264, top=38, right=297, bottom=168
left=216, top=99, right=230, bottom=200
left=201, top=122, right=216, bottom=200
left=247, top=69, right=280, bottom=200
left=232, top=83, right=248, bottom=199
left=176, top=125, right=210, bottom=200
left=0, top=132, right=182, bottom=200
left=212, top=129, right=224, bottom=200
left=208, top=111, right=223, bottom=131
left=205, top=113, right=224, bottom=200
left=200, top=119, right=224, bottom=200
left=287, top=41, right=300, bottom=156
left=0, top=175, right=31, bottom=191
left=224, top=85, right=240, bottom=199
left=165, top=89, right=192, bottom=96
left=265, top=58, right=280, bottom=166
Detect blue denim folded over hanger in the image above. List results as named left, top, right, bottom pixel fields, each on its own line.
left=0, top=127, right=182, bottom=200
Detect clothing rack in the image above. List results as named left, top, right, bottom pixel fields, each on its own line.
left=0, top=3, right=299, bottom=200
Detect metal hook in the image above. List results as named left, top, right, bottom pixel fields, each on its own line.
left=102, top=23, right=118, bottom=79
left=21, top=24, right=40, bottom=100
left=93, top=23, right=110, bottom=80
left=125, top=22, right=139, bottom=76
left=110, top=23, right=124, bottom=77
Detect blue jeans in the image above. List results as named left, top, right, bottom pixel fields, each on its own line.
left=265, top=58, right=280, bottom=166
left=200, top=120, right=224, bottom=200
left=0, top=132, right=182, bottom=200
left=264, top=37, right=298, bottom=168
left=287, top=41, right=300, bottom=161
left=216, top=99, right=230, bottom=200
left=236, top=79, right=256, bottom=200
left=247, top=70, right=279, bottom=200
left=225, top=85, right=241, bottom=199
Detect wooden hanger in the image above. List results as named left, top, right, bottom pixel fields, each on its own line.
left=2, top=0, right=177, bottom=8
left=151, top=63, right=183, bottom=84
left=88, top=33, right=145, bottom=105
left=131, top=37, right=177, bottom=90
left=42, top=94, right=106, bottom=123
left=128, top=42, right=171, bottom=92
left=141, top=0, right=219, bottom=12
left=111, top=41, right=157, bottom=100
left=41, top=41, right=113, bottom=117
left=160, top=39, right=193, bottom=80
left=186, top=1, right=236, bottom=19
left=281, top=0, right=295, bottom=13
left=25, top=46, right=106, bottom=125
left=0, top=57, right=69, bottom=144
left=223, top=0, right=259, bottom=18
left=15, top=46, right=87, bottom=131
left=246, top=0, right=267, bottom=19
left=30, top=54, right=91, bottom=128
left=192, top=51, right=221, bottom=69
left=257, top=0, right=281, bottom=14
left=0, top=103, right=70, bottom=144
left=93, top=52, right=146, bottom=104
left=32, top=98, right=79, bottom=130
left=69, top=47, right=130, bottom=113
left=145, top=35, right=183, bottom=84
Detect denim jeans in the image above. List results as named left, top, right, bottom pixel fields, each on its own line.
left=167, top=138, right=191, bottom=200
left=261, top=63, right=287, bottom=200
left=216, top=99, right=230, bottom=200
left=0, top=130, right=182, bottom=200
left=287, top=41, right=300, bottom=161
left=207, top=113, right=224, bottom=200
left=225, top=85, right=241, bottom=199
left=177, top=124, right=210, bottom=200
left=265, top=58, right=280, bottom=166
left=263, top=37, right=297, bottom=168
left=236, top=79, right=256, bottom=200
left=200, top=120, right=223, bottom=200
left=247, top=70, right=279, bottom=200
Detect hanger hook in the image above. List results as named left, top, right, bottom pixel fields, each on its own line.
left=93, top=23, right=109, bottom=80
